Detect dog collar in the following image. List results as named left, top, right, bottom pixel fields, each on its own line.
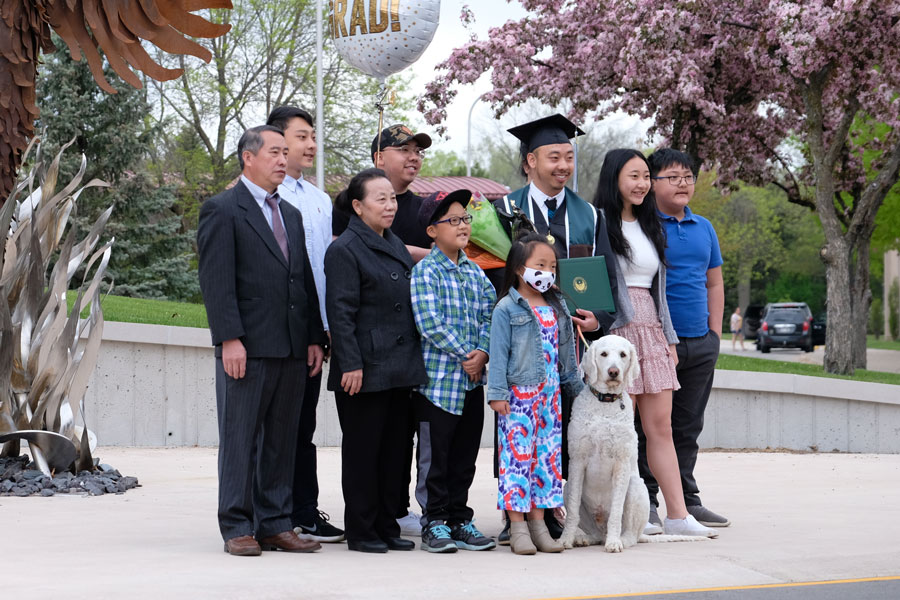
left=586, top=383, right=625, bottom=409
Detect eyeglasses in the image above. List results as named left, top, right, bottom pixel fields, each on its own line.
left=651, top=175, right=697, bottom=185
left=433, top=214, right=473, bottom=226
left=383, top=146, right=427, bottom=158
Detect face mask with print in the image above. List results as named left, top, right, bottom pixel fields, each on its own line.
left=521, top=267, right=555, bottom=293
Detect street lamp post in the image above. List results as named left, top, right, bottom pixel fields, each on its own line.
left=315, top=0, right=325, bottom=191
left=466, top=93, right=488, bottom=178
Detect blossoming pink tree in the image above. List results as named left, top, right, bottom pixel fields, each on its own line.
left=420, top=0, right=900, bottom=375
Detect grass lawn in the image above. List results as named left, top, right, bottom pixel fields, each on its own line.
left=716, top=353, right=900, bottom=386
left=867, top=335, right=900, bottom=351
left=67, top=294, right=208, bottom=329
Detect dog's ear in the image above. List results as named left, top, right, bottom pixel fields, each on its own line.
left=582, top=343, right=600, bottom=388
left=624, top=340, right=641, bottom=387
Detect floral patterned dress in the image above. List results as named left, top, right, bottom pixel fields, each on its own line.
left=497, top=305, right=564, bottom=511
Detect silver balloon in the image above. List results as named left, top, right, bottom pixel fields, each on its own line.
left=331, top=0, right=441, bottom=82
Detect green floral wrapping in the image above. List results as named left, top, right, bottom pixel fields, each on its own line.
left=466, top=192, right=512, bottom=260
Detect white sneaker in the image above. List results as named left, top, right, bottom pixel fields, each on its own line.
left=664, top=514, right=719, bottom=538
left=397, top=510, right=423, bottom=536
left=643, top=521, right=663, bottom=535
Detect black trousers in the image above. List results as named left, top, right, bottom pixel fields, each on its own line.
left=414, top=388, right=484, bottom=527
left=636, top=331, right=719, bottom=508
left=290, top=370, right=322, bottom=526
left=335, top=387, right=411, bottom=542
left=216, top=356, right=307, bottom=541
left=399, top=390, right=417, bottom=518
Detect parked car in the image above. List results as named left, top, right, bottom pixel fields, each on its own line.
left=742, top=304, right=764, bottom=340
left=757, top=302, right=814, bottom=353
left=811, top=312, right=826, bottom=346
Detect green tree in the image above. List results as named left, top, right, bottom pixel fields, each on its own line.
left=419, top=149, right=488, bottom=178
left=150, top=0, right=417, bottom=186
left=36, top=38, right=198, bottom=301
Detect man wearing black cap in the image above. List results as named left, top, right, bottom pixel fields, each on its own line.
left=333, top=124, right=433, bottom=263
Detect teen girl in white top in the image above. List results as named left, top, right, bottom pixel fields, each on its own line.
left=594, top=149, right=716, bottom=538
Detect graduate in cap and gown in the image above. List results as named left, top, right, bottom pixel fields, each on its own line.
left=500, top=113, right=619, bottom=333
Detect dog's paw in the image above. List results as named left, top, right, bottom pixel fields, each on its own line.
left=573, top=528, right=592, bottom=547
left=605, top=537, right=624, bottom=553
left=560, top=533, right=575, bottom=549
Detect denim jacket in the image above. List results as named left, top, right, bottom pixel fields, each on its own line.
left=486, top=287, right=584, bottom=403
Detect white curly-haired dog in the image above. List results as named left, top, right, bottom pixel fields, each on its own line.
left=559, top=335, right=707, bottom=552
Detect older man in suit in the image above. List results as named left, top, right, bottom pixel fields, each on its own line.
left=198, top=125, right=326, bottom=557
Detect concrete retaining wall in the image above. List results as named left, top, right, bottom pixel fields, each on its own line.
left=83, top=323, right=900, bottom=452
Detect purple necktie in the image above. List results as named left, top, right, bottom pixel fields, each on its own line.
left=265, top=193, right=289, bottom=261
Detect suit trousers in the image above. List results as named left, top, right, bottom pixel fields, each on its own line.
left=216, top=356, right=307, bottom=541
left=335, top=387, right=412, bottom=542
left=291, top=370, right=322, bottom=526
left=414, top=388, right=484, bottom=527
left=636, top=330, right=719, bottom=507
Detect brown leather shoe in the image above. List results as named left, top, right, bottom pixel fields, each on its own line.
left=224, top=535, right=261, bottom=556
left=258, top=530, right=321, bottom=553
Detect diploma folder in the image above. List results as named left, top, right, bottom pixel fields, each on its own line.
left=557, top=256, right=616, bottom=315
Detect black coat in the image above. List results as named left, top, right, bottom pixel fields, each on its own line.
left=197, top=180, right=326, bottom=358
left=324, top=215, right=428, bottom=393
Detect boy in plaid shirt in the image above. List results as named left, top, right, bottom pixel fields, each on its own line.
left=410, top=189, right=497, bottom=553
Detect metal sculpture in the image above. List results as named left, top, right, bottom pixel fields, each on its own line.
left=0, top=138, right=114, bottom=475
left=0, top=0, right=233, bottom=201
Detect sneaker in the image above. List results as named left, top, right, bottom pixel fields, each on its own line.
left=648, top=504, right=662, bottom=527
left=643, top=521, right=663, bottom=536
left=687, top=505, right=731, bottom=527
left=421, top=520, right=458, bottom=553
left=449, top=520, right=496, bottom=551
left=397, top=510, right=423, bottom=537
left=664, top=514, right=719, bottom=538
left=294, top=511, right=345, bottom=543
left=497, top=518, right=511, bottom=546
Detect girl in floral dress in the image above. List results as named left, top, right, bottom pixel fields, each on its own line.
left=487, top=232, right=584, bottom=555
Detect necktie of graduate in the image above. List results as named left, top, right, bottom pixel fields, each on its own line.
left=265, top=192, right=289, bottom=261
left=546, top=198, right=558, bottom=221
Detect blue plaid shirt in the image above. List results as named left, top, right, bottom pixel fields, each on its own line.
left=411, top=247, right=496, bottom=415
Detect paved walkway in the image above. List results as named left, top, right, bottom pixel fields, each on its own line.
left=718, top=340, right=900, bottom=374
left=3, top=447, right=900, bottom=599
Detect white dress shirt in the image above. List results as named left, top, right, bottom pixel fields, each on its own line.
left=241, top=174, right=288, bottom=234
left=278, top=173, right=333, bottom=331
left=528, top=181, right=565, bottom=225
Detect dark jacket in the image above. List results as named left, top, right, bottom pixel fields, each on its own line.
left=324, top=214, right=428, bottom=393
left=197, top=180, right=325, bottom=358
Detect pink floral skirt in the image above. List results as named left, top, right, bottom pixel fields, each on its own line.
left=610, top=287, right=680, bottom=396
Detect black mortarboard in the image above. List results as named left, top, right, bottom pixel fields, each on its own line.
left=507, top=114, right=585, bottom=153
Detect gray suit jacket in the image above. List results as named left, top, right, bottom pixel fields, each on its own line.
left=197, top=180, right=325, bottom=358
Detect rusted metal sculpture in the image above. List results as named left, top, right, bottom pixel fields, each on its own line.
left=0, top=0, right=233, bottom=201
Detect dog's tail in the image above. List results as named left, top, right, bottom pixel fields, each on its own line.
left=638, top=534, right=709, bottom=543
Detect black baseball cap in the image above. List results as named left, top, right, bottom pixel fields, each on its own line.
left=371, top=124, right=433, bottom=158
left=417, top=189, right=472, bottom=230
left=507, top=114, right=585, bottom=153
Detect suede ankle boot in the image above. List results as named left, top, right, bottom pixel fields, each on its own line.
left=509, top=521, right=536, bottom=555
left=527, top=519, right=564, bottom=553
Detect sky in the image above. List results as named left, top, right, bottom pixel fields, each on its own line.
left=403, top=1, right=528, bottom=154
left=399, top=1, right=647, bottom=156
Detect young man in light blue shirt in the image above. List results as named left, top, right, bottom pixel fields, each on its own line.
left=267, top=106, right=343, bottom=543
left=638, top=148, right=730, bottom=530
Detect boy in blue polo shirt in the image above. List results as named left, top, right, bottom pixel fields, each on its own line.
left=410, top=190, right=498, bottom=553
left=637, top=148, right=730, bottom=530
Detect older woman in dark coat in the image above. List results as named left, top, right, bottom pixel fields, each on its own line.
left=324, top=168, right=428, bottom=553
